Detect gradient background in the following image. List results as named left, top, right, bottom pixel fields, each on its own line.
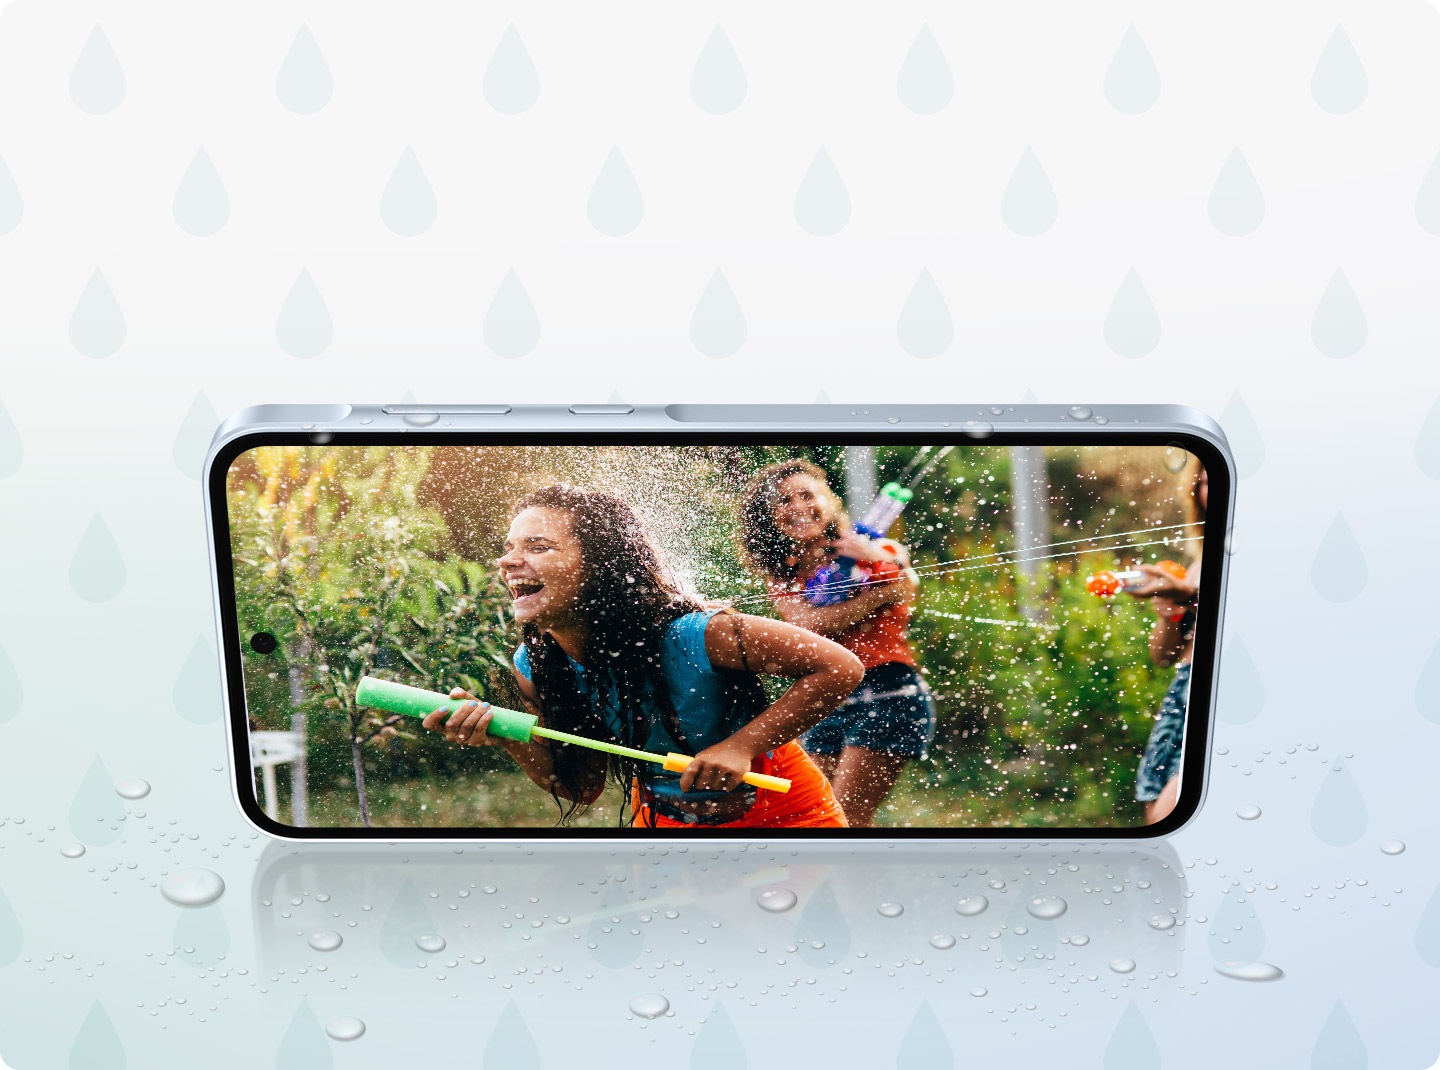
left=1, top=2, right=1439, bottom=1066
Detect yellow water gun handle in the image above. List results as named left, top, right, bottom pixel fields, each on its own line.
left=662, top=753, right=792, bottom=793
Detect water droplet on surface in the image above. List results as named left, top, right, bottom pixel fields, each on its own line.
left=896, top=1001, right=953, bottom=1066
left=115, top=778, right=149, bottom=800
left=379, top=147, right=437, bottom=237
left=325, top=1017, right=365, bottom=1041
left=1219, top=636, right=1265, bottom=724
left=690, top=26, right=745, bottom=114
left=969, top=986, right=987, bottom=997
left=161, top=868, right=225, bottom=907
left=1147, top=914, right=1176, bottom=931
left=955, top=895, right=989, bottom=916
left=1310, top=514, right=1368, bottom=602
left=928, top=933, right=956, bottom=950
left=1380, top=840, right=1405, bottom=856
left=1311, top=1002, right=1367, bottom=1070
left=1207, top=148, right=1265, bottom=236
left=1108, top=957, right=1136, bottom=974
left=1310, top=269, right=1366, bottom=358
left=70, top=1001, right=126, bottom=1069
left=896, top=25, right=953, bottom=115
left=587, top=147, right=644, bottom=237
left=1069, top=933, right=1090, bottom=946
left=690, top=270, right=746, bottom=358
left=70, top=25, right=126, bottom=114
left=1000, top=147, right=1057, bottom=236
left=69, top=269, right=126, bottom=358
left=276, top=269, right=333, bottom=359
left=275, top=1000, right=331, bottom=1069
left=1103, top=1002, right=1160, bottom=1069
left=1026, top=895, right=1067, bottom=920
left=173, top=148, right=230, bottom=236
left=1311, top=25, right=1367, bottom=115
left=629, top=993, right=669, bottom=1019
left=401, top=411, right=439, bottom=427
left=275, top=25, right=332, bottom=114
left=1214, top=960, right=1283, bottom=982
left=794, top=148, right=850, bottom=237
left=483, top=1000, right=541, bottom=1068
left=1103, top=268, right=1160, bottom=359
left=895, top=269, right=953, bottom=358
left=1104, top=25, right=1160, bottom=114
left=483, top=268, right=540, bottom=358
left=1219, top=391, right=1265, bottom=479
left=61, top=843, right=86, bottom=858
left=1067, top=406, right=1093, bottom=421
left=961, top=420, right=993, bottom=439
left=484, top=25, right=540, bottom=114
left=1237, top=805, right=1262, bottom=821
left=877, top=901, right=904, bottom=918
left=309, top=930, right=343, bottom=952
left=757, top=887, right=797, bottom=913
left=415, top=933, right=446, bottom=953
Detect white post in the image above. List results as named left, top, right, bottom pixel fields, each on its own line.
left=845, top=446, right=877, bottom=521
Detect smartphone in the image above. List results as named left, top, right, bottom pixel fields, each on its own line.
left=203, top=403, right=1233, bottom=841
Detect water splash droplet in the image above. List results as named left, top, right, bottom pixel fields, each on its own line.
left=1103, top=268, right=1160, bottom=358
left=276, top=25, right=331, bottom=115
left=161, top=868, right=226, bottom=907
left=1026, top=894, right=1067, bottom=920
left=380, top=880, right=436, bottom=967
left=1380, top=840, right=1405, bottom=855
left=173, top=148, right=230, bottom=236
left=276, top=1000, right=333, bottom=1070
left=1310, top=513, right=1368, bottom=602
left=68, top=756, right=126, bottom=845
left=1311, top=1002, right=1367, bottom=1070
left=1311, top=25, right=1367, bottom=115
left=1219, top=636, right=1265, bottom=724
left=174, top=903, right=230, bottom=966
left=1311, top=757, right=1368, bottom=846
left=1102, top=1002, right=1160, bottom=1070
left=1418, top=150, right=1440, bottom=236
left=877, top=901, right=904, bottom=918
left=928, top=933, right=956, bottom=950
left=690, top=26, right=745, bottom=114
left=173, top=635, right=222, bottom=724
left=690, top=270, right=746, bottom=358
left=757, top=887, right=798, bottom=913
left=309, top=930, right=343, bottom=952
left=69, top=513, right=126, bottom=602
left=795, top=878, right=851, bottom=965
left=415, top=933, right=446, bottom=953
left=896, top=25, right=953, bottom=115
left=954, top=895, right=989, bottom=916
left=485, top=25, right=540, bottom=115
left=483, top=1000, right=540, bottom=1069
left=0, top=641, right=22, bottom=722
left=1310, top=269, right=1366, bottom=358
left=896, top=269, right=953, bottom=358
left=1237, top=805, right=1262, bottom=820
left=1000, top=147, right=1057, bottom=237
left=70, top=25, right=126, bottom=114
left=326, top=1017, right=365, bottom=1041
left=116, top=778, right=150, bottom=800
left=0, top=156, right=20, bottom=235
left=172, top=391, right=219, bottom=479
left=1215, top=960, right=1283, bottom=982
left=629, top=993, right=669, bottom=1019
left=69, top=1001, right=126, bottom=1070
left=691, top=1003, right=746, bottom=1069
left=0, top=885, right=21, bottom=966
left=794, top=148, right=850, bottom=237
left=483, top=268, right=540, bottom=358
left=61, top=843, right=86, bottom=858
left=69, top=269, right=126, bottom=358
left=1103, top=25, right=1160, bottom=114
left=1208, top=148, right=1264, bottom=236
left=1219, top=391, right=1265, bottom=478
left=1108, top=957, right=1136, bottom=974
left=1210, top=891, right=1265, bottom=960
left=895, top=1001, right=953, bottom=1068
left=276, top=268, right=333, bottom=358
left=380, top=147, right=437, bottom=237
left=587, top=147, right=644, bottom=237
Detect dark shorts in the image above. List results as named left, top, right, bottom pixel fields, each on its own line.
left=801, top=662, right=937, bottom=760
left=1136, top=661, right=1191, bottom=802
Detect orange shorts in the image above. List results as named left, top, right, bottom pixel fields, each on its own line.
left=630, top=741, right=848, bottom=829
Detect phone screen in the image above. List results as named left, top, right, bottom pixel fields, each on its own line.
left=211, top=436, right=1224, bottom=838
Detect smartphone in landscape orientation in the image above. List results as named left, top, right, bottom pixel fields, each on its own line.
left=203, top=403, right=1232, bottom=842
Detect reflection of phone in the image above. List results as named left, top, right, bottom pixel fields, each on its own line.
left=203, top=403, right=1233, bottom=841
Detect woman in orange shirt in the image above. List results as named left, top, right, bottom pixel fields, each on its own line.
left=739, top=459, right=936, bottom=827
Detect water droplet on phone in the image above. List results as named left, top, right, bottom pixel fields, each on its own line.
left=484, top=25, right=540, bottom=115
left=969, top=986, right=987, bottom=997
left=1380, top=840, right=1405, bottom=855
left=928, top=933, right=956, bottom=949
left=954, top=895, right=989, bottom=916
left=415, top=933, right=446, bottom=953
left=61, top=843, right=85, bottom=858
left=1026, top=895, right=1067, bottom=920
left=116, top=779, right=150, bottom=800
left=161, top=868, right=225, bottom=907
left=1237, top=805, right=1261, bottom=820
left=1147, top=914, right=1176, bottom=931
left=629, top=993, right=669, bottom=1019
left=1067, top=406, right=1092, bottom=421
left=402, top=411, right=439, bottom=427
left=1109, top=957, right=1136, bottom=974
left=757, top=887, right=797, bottom=913
left=308, top=930, right=342, bottom=952
left=690, top=25, right=746, bottom=114
left=1069, top=933, right=1090, bottom=946
left=987, top=878, right=1006, bottom=891
left=877, top=901, right=904, bottom=918
left=325, top=1016, right=365, bottom=1041
left=961, top=420, right=993, bottom=439
left=275, top=25, right=332, bottom=115
left=1214, top=960, right=1283, bottom=982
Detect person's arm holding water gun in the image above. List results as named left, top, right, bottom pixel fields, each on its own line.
left=776, top=536, right=919, bottom=638
left=1127, top=561, right=1201, bottom=667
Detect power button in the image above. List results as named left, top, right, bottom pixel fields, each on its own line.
left=568, top=404, right=634, bottom=415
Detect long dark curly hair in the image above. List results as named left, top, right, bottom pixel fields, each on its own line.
left=512, top=485, right=768, bottom=826
left=737, top=458, right=846, bottom=583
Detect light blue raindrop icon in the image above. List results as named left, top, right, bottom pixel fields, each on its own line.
left=1000, top=147, right=1057, bottom=237
left=794, top=148, right=850, bottom=237
left=483, top=1000, right=540, bottom=1070
left=1218, top=636, right=1264, bottom=724
left=1418, top=150, right=1440, bottom=236
left=1311, top=26, right=1367, bottom=115
left=895, top=1001, right=952, bottom=1069
left=70, top=513, right=126, bottom=602
left=1415, top=878, right=1440, bottom=967
left=1219, top=391, right=1265, bottom=478
left=1311, top=1002, right=1367, bottom=1069
left=276, top=1000, right=333, bottom=1070
left=69, top=1001, right=126, bottom=1070
left=587, top=881, right=642, bottom=968
left=69, top=269, right=126, bottom=359
left=0, top=641, right=23, bottom=722
left=1208, top=148, right=1264, bottom=236
left=587, top=147, right=644, bottom=236
left=1311, top=757, right=1368, bottom=846
left=691, top=25, right=746, bottom=115
left=276, top=269, right=332, bottom=358
left=0, top=397, right=22, bottom=478
left=897, top=25, right=953, bottom=115
left=276, top=25, right=332, bottom=115
left=0, top=884, right=21, bottom=966
left=1103, top=268, right=1160, bottom=358
left=1209, top=891, right=1265, bottom=961
left=173, top=904, right=230, bottom=967
left=485, top=25, right=540, bottom=115
left=173, top=148, right=229, bottom=236
left=483, top=269, right=540, bottom=358
left=70, top=25, right=126, bottom=115
left=0, top=155, right=21, bottom=234
left=1414, top=396, right=1440, bottom=478
left=172, top=391, right=219, bottom=479
left=1310, top=269, right=1366, bottom=358
left=691, top=1003, right=747, bottom=1070
left=794, top=878, right=851, bottom=966
left=68, top=755, right=126, bottom=846
left=1104, top=25, right=1160, bottom=114
left=1416, top=636, right=1440, bottom=724
left=174, top=635, right=221, bottom=724
left=1103, top=1003, right=1161, bottom=1070
left=690, top=270, right=746, bottom=358
left=380, top=147, right=437, bottom=237
left=1310, top=514, right=1367, bottom=602
left=896, top=269, right=953, bottom=358
left=379, top=880, right=436, bottom=967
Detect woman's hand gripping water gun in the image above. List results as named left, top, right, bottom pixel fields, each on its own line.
left=1086, top=560, right=1195, bottom=621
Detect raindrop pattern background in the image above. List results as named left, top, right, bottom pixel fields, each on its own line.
left=0, top=4, right=1436, bottom=1068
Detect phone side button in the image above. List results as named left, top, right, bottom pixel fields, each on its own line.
left=568, top=405, right=634, bottom=415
